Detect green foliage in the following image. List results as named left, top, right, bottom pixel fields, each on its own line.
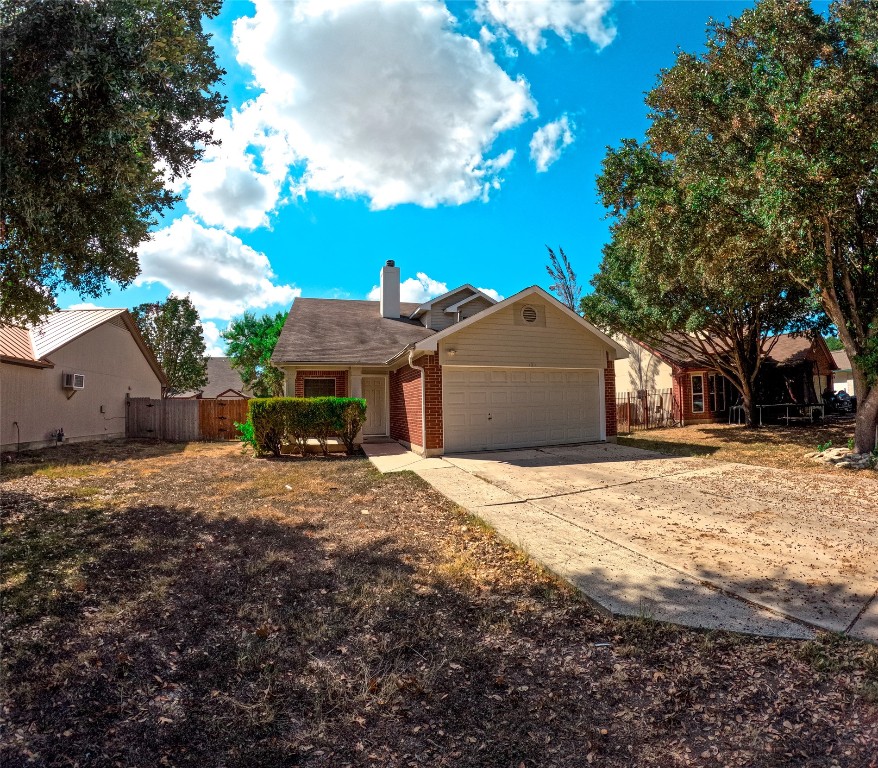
left=545, top=246, right=581, bottom=311
left=817, top=440, right=833, bottom=453
left=608, top=0, right=878, bottom=450
left=825, top=337, right=844, bottom=352
left=235, top=419, right=256, bottom=451
left=222, top=311, right=288, bottom=397
left=0, top=0, right=225, bottom=324
left=847, top=437, right=855, bottom=451
left=245, top=397, right=367, bottom=458
left=131, top=295, right=207, bottom=396
left=586, top=0, right=878, bottom=443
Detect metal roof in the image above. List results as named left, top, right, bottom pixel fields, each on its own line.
left=0, top=325, right=38, bottom=362
left=30, top=309, right=127, bottom=358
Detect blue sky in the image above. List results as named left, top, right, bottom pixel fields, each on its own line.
left=60, top=0, right=757, bottom=354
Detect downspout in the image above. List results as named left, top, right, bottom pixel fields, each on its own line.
left=408, top=349, right=427, bottom=453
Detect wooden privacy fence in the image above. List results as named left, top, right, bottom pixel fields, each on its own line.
left=615, top=388, right=680, bottom=434
left=127, top=397, right=249, bottom=442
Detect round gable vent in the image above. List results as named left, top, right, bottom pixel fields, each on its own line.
left=521, top=305, right=538, bottom=323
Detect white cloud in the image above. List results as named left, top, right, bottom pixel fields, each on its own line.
left=529, top=115, right=575, bottom=172
left=367, top=273, right=504, bottom=305
left=183, top=103, right=295, bottom=230
left=201, top=320, right=227, bottom=357
left=367, top=272, right=448, bottom=304
left=196, top=0, right=536, bottom=220
left=63, top=302, right=103, bottom=311
left=135, top=216, right=300, bottom=321
left=478, top=0, right=616, bottom=53
left=477, top=287, right=504, bottom=302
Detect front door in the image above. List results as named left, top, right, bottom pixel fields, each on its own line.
left=362, top=376, right=388, bottom=436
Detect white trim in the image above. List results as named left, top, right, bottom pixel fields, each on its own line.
left=414, top=286, right=629, bottom=359
left=690, top=372, right=706, bottom=414
left=408, top=284, right=495, bottom=318
left=443, top=292, right=497, bottom=314
left=599, top=368, right=607, bottom=441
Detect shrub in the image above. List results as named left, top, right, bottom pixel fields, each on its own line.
left=244, top=397, right=367, bottom=457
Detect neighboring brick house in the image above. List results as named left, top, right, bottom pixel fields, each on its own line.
left=272, top=261, right=628, bottom=456
left=614, top=332, right=838, bottom=424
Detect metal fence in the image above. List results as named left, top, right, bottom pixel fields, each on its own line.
left=615, top=388, right=680, bottom=434
left=127, top=397, right=248, bottom=441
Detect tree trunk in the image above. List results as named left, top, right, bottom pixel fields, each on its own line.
left=739, top=379, right=755, bottom=428
left=852, top=378, right=877, bottom=454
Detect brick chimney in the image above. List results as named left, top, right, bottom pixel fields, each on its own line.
left=380, top=260, right=400, bottom=319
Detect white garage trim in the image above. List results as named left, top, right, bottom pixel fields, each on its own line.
left=443, top=367, right=603, bottom=453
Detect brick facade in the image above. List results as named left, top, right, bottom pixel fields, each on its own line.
left=422, top=354, right=443, bottom=451
left=389, top=364, right=422, bottom=447
left=294, top=370, right=348, bottom=397
left=674, top=366, right=720, bottom=423
left=604, top=352, right=617, bottom=438
left=388, top=354, right=443, bottom=453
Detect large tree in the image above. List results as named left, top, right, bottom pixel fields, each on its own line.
left=222, top=311, right=287, bottom=398
left=132, top=295, right=208, bottom=397
left=0, top=0, right=225, bottom=324
left=639, top=0, right=878, bottom=450
left=584, top=140, right=816, bottom=427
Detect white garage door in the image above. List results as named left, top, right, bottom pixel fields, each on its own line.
left=443, top=368, right=602, bottom=453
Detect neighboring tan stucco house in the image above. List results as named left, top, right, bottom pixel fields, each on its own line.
left=613, top=332, right=837, bottom=424
left=272, top=261, right=628, bottom=456
left=1, top=309, right=166, bottom=451
left=832, top=350, right=856, bottom=397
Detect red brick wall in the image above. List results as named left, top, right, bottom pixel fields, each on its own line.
left=422, top=354, right=443, bottom=451
left=294, top=370, right=348, bottom=397
left=605, top=352, right=617, bottom=438
left=388, top=354, right=443, bottom=452
left=674, top=367, right=715, bottom=423
left=389, top=364, right=422, bottom=447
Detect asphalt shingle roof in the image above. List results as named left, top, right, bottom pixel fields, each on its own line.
left=272, top=299, right=435, bottom=366
left=174, top=357, right=253, bottom=398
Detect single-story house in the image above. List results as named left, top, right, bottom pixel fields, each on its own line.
left=614, top=332, right=837, bottom=424
left=272, top=261, right=628, bottom=455
left=172, top=357, right=253, bottom=399
left=832, top=349, right=856, bottom=397
left=1, top=309, right=167, bottom=451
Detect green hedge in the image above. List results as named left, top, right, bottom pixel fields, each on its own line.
left=237, top=397, right=367, bottom=457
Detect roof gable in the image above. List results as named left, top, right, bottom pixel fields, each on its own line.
left=415, top=286, right=629, bottom=358
left=4, top=309, right=167, bottom=385
left=408, top=285, right=495, bottom=318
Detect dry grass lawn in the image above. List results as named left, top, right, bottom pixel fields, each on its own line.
left=2, top=439, right=877, bottom=768
left=617, top=420, right=874, bottom=475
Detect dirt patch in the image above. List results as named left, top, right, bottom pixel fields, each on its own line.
left=2, top=440, right=876, bottom=767
left=618, top=421, right=875, bottom=477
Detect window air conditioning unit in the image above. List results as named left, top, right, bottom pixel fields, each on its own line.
left=63, top=373, right=85, bottom=390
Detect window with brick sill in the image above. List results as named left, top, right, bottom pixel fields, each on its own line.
left=304, top=378, right=335, bottom=397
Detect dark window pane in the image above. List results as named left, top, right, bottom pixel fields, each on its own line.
left=304, top=378, right=335, bottom=397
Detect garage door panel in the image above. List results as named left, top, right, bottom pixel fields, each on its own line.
left=443, top=367, right=601, bottom=452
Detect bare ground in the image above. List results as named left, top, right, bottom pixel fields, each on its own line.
left=617, top=420, right=876, bottom=477
left=1, top=440, right=877, bottom=768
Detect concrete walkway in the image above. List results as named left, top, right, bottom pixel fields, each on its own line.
left=363, top=441, right=878, bottom=641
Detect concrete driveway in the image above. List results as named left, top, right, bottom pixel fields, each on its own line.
left=364, top=441, right=878, bottom=641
